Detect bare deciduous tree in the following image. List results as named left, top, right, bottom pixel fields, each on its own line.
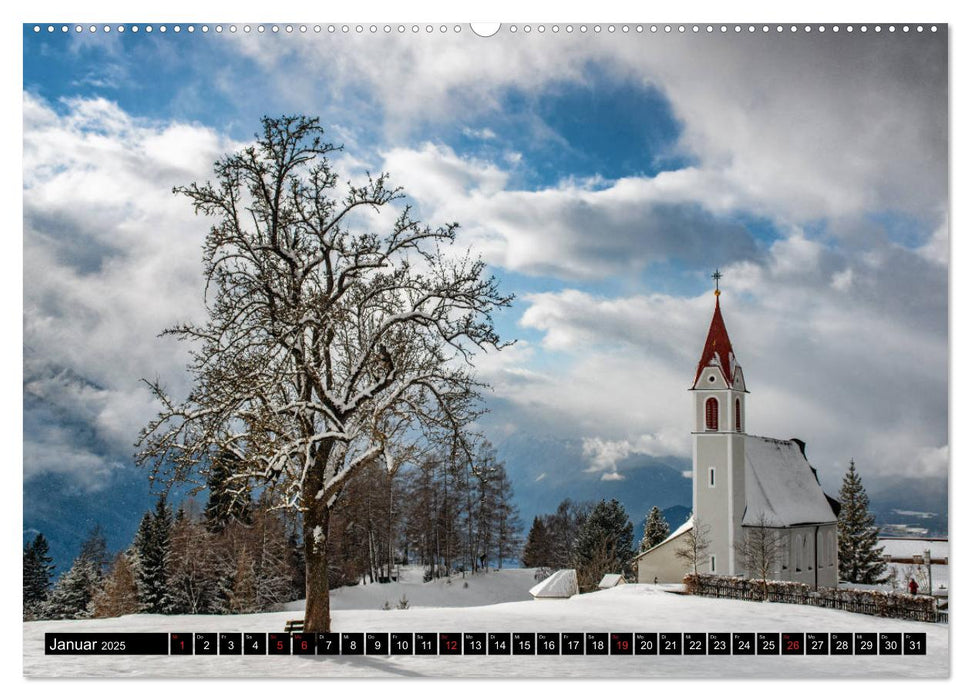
left=735, top=512, right=787, bottom=599
left=136, top=115, right=511, bottom=632
left=675, top=516, right=712, bottom=576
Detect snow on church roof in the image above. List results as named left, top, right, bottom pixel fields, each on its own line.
left=743, top=436, right=837, bottom=527
left=633, top=514, right=694, bottom=560
left=529, top=569, right=579, bottom=599
left=665, top=514, right=694, bottom=542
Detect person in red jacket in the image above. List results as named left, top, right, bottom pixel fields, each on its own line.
left=908, top=578, right=919, bottom=595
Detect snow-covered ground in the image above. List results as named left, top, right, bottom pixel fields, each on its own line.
left=283, top=566, right=537, bottom=611
left=24, top=570, right=948, bottom=678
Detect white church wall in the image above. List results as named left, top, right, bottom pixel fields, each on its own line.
left=695, top=435, right=730, bottom=575
left=729, top=434, right=747, bottom=574
left=634, top=530, right=691, bottom=584
left=817, top=524, right=839, bottom=588
left=772, top=525, right=838, bottom=588
left=694, top=431, right=746, bottom=576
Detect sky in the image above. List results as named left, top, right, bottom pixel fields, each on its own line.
left=22, top=23, right=948, bottom=546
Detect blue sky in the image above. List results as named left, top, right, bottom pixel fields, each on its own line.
left=22, top=23, right=948, bottom=561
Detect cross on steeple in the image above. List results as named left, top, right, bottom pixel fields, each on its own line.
left=712, top=269, right=722, bottom=296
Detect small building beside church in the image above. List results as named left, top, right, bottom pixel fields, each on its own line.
left=634, top=283, right=840, bottom=589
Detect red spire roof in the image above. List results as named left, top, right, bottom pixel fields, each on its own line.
left=692, top=292, right=738, bottom=388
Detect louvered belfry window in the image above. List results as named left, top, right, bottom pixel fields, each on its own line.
left=735, top=398, right=742, bottom=432
left=705, top=397, right=718, bottom=431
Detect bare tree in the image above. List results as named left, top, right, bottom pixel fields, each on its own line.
left=90, top=553, right=140, bottom=619
left=675, top=516, right=712, bottom=575
left=136, top=115, right=511, bottom=632
left=735, top=512, right=787, bottom=599
left=168, top=505, right=219, bottom=614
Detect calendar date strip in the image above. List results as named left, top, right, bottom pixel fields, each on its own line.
left=44, top=631, right=926, bottom=656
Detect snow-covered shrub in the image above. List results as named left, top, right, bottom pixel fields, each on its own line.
left=683, top=573, right=939, bottom=622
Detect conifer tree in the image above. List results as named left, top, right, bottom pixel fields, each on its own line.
left=640, top=506, right=670, bottom=553
left=837, top=459, right=888, bottom=584
left=571, top=499, right=635, bottom=591
left=43, top=556, right=100, bottom=619
left=79, top=524, right=110, bottom=578
left=23, top=533, right=55, bottom=619
left=133, top=495, right=175, bottom=613
left=521, top=517, right=551, bottom=568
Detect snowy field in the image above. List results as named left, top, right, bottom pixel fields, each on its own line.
left=24, top=570, right=948, bottom=679
left=284, top=565, right=537, bottom=611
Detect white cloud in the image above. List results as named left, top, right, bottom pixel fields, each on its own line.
left=583, top=433, right=687, bottom=474
left=380, top=144, right=760, bottom=280
left=831, top=268, right=854, bottom=292
left=220, top=30, right=946, bottom=224
left=918, top=220, right=949, bottom=267
left=488, top=229, right=946, bottom=483
left=23, top=93, right=237, bottom=485
left=21, top=27, right=948, bottom=495
left=462, top=126, right=497, bottom=140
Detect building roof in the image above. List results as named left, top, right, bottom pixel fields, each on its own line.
left=529, top=569, right=579, bottom=598
left=633, top=515, right=694, bottom=561
left=743, top=436, right=838, bottom=527
left=692, top=294, right=739, bottom=388
left=597, top=573, right=626, bottom=589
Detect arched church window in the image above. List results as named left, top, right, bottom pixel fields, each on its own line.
left=735, top=398, right=742, bottom=432
left=705, top=397, right=718, bottom=431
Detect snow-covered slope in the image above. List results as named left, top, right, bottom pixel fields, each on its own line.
left=284, top=567, right=538, bottom=612
left=24, top=580, right=947, bottom=678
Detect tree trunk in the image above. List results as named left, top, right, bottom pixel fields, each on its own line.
left=387, top=479, right=395, bottom=581
left=303, top=505, right=331, bottom=632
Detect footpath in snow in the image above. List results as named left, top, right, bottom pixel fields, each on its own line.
left=24, top=569, right=948, bottom=679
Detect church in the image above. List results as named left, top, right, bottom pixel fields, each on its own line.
left=634, top=279, right=840, bottom=589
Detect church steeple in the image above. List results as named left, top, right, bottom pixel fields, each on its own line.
left=691, top=274, right=744, bottom=391
left=690, top=271, right=748, bottom=577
